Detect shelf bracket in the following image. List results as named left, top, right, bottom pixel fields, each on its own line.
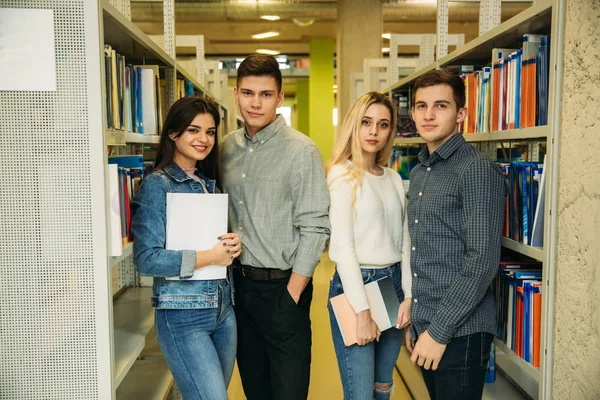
left=196, top=35, right=206, bottom=86
left=437, top=0, right=449, bottom=61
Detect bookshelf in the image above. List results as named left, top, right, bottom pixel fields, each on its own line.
left=384, top=1, right=563, bottom=399
left=110, top=241, right=134, bottom=265
left=101, top=1, right=227, bottom=397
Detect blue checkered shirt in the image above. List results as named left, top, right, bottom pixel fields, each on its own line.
left=407, top=133, right=507, bottom=344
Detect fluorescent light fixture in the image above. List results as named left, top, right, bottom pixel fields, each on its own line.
left=256, top=49, right=280, bottom=55
left=382, top=47, right=390, bottom=53
left=218, top=62, right=223, bottom=70
left=382, top=33, right=391, bottom=40
left=333, top=85, right=338, bottom=89
left=252, top=31, right=280, bottom=39
left=261, top=15, right=280, bottom=21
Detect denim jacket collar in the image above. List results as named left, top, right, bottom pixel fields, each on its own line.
left=244, top=114, right=286, bottom=145
left=162, top=162, right=215, bottom=193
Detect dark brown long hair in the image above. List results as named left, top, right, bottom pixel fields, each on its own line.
left=154, top=97, right=221, bottom=189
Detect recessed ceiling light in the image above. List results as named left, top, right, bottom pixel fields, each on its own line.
left=382, top=33, right=391, bottom=40
left=256, top=49, right=280, bottom=55
left=382, top=47, right=390, bottom=53
left=261, top=15, right=280, bottom=21
left=252, top=31, right=280, bottom=39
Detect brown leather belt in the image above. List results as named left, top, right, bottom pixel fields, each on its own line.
left=239, top=265, right=292, bottom=281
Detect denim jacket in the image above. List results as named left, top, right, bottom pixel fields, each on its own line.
left=131, top=162, right=234, bottom=309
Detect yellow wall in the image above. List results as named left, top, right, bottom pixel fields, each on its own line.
left=309, top=39, right=335, bottom=163
left=296, top=80, right=309, bottom=136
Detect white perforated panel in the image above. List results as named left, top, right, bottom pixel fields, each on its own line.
left=163, top=0, right=175, bottom=58
left=418, top=34, right=436, bottom=69
left=0, top=1, right=108, bottom=398
left=196, top=35, right=206, bottom=85
left=436, top=0, right=449, bottom=60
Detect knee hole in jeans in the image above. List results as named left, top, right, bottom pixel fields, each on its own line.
left=374, top=382, right=393, bottom=393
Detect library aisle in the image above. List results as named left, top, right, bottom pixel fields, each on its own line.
left=227, top=252, right=412, bottom=400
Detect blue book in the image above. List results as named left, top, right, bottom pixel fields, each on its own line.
left=515, top=49, right=522, bottom=129
left=108, top=155, right=144, bottom=169
left=185, top=81, right=194, bottom=97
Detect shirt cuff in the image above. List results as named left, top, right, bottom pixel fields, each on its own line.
left=426, top=320, right=454, bottom=345
left=292, top=259, right=318, bottom=277
left=179, top=250, right=196, bottom=279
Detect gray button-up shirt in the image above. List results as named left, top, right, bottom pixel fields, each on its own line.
left=407, top=133, right=507, bottom=344
left=220, top=115, right=331, bottom=277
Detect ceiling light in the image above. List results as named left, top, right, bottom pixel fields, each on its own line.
left=293, top=18, right=315, bottom=27
left=261, top=15, right=280, bottom=21
left=382, top=47, right=390, bottom=53
left=252, top=31, right=280, bottom=40
left=256, top=49, right=280, bottom=55
left=333, top=85, right=338, bottom=89
left=382, top=33, right=391, bottom=40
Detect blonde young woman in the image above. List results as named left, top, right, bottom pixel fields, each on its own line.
left=327, top=91, right=412, bottom=400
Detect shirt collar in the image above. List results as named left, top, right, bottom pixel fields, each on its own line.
left=244, top=114, right=286, bottom=144
left=418, top=133, right=466, bottom=165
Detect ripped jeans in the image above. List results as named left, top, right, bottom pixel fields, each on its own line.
left=328, top=264, right=404, bottom=400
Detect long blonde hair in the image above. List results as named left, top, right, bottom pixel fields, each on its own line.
left=327, top=91, right=397, bottom=203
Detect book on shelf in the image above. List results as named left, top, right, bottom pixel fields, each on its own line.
left=103, top=44, right=197, bottom=136
left=498, top=160, right=544, bottom=247
left=108, top=156, right=149, bottom=246
left=495, top=266, right=543, bottom=368
left=107, top=164, right=123, bottom=257
left=459, top=34, right=550, bottom=134
left=329, top=277, right=400, bottom=346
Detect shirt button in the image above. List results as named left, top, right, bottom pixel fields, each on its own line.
left=414, top=298, right=418, bottom=303
left=242, top=174, right=246, bottom=178
left=239, top=200, right=243, bottom=205
left=412, top=247, right=416, bottom=251
left=249, top=148, right=254, bottom=153
left=419, top=192, right=423, bottom=196
left=427, top=167, right=431, bottom=172
left=415, top=219, right=419, bottom=224
left=261, top=140, right=264, bottom=144
left=238, top=226, right=243, bottom=230
left=413, top=273, right=417, bottom=277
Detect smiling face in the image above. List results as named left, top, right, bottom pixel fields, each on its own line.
left=411, top=83, right=466, bottom=153
left=172, top=113, right=216, bottom=169
left=359, top=103, right=393, bottom=156
left=234, top=75, right=284, bottom=137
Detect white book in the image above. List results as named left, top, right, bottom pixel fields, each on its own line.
left=106, top=164, right=123, bottom=257
left=531, top=155, right=546, bottom=248
left=165, top=193, right=228, bottom=280
left=139, top=68, right=157, bottom=135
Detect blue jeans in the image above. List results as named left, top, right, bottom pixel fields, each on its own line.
left=420, top=332, right=494, bottom=400
left=328, top=264, right=404, bottom=400
left=155, top=280, right=237, bottom=400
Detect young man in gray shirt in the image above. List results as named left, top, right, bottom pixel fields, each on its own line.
left=220, top=53, right=330, bottom=400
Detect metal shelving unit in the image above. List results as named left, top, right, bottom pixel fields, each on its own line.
left=383, top=2, right=562, bottom=398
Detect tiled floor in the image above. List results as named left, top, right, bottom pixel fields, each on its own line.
left=227, top=252, right=412, bottom=399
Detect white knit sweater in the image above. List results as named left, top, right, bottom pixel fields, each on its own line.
left=328, top=160, right=412, bottom=313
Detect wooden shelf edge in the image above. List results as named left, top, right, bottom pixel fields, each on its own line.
left=501, top=237, right=545, bottom=262
left=494, top=338, right=539, bottom=399
left=116, top=358, right=173, bottom=400
left=101, top=0, right=175, bottom=69
left=393, top=126, right=549, bottom=146
left=110, top=241, right=133, bottom=265
left=124, top=132, right=160, bottom=144
left=439, top=0, right=553, bottom=67
left=113, top=287, right=154, bottom=388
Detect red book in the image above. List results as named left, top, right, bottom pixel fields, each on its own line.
left=516, top=286, right=525, bottom=358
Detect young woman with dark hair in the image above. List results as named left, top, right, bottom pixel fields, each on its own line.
left=131, top=96, right=241, bottom=400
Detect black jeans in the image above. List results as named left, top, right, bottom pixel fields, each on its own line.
left=233, top=268, right=313, bottom=400
left=420, top=332, right=493, bottom=400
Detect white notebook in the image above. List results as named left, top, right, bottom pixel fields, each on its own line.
left=165, top=193, right=228, bottom=280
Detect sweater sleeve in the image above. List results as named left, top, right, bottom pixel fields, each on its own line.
left=327, top=166, right=370, bottom=313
